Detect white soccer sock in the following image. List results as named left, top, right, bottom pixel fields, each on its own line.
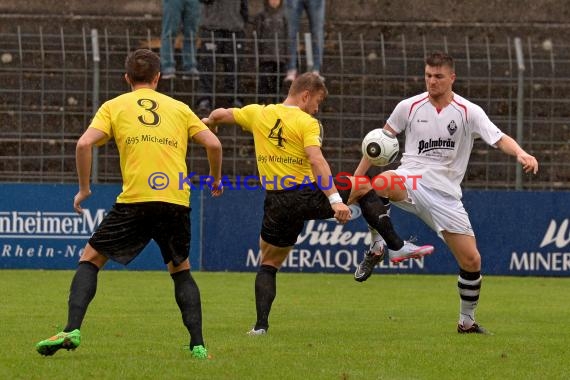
left=457, top=273, right=482, bottom=328
left=368, top=226, right=385, bottom=255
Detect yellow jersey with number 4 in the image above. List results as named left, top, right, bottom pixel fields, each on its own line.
left=233, top=103, right=323, bottom=190
left=89, top=88, right=208, bottom=206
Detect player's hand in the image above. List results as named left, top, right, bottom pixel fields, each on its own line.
left=73, top=189, right=92, bottom=214
left=517, top=152, right=539, bottom=174
left=332, top=202, right=351, bottom=224
left=209, top=179, right=224, bottom=197
left=201, top=117, right=218, bottom=134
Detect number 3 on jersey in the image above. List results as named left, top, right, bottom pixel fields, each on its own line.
left=137, top=98, right=160, bottom=127
left=268, top=119, right=286, bottom=148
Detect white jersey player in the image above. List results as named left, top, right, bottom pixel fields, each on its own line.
left=388, top=92, right=504, bottom=200
left=354, top=51, right=539, bottom=334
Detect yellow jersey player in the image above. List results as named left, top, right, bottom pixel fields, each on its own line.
left=203, top=72, right=432, bottom=335
left=35, top=49, right=222, bottom=359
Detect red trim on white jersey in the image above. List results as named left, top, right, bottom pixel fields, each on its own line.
left=452, top=98, right=468, bottom=122
left=408, top=95, right=429, bottom=117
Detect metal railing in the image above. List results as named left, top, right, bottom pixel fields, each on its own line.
left=0, top=25, right=568, bottom=189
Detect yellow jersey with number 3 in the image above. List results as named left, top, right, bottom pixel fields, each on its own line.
left=88, top=88, right=208, bottom=206
left=233, top=103, right=323, bottom=190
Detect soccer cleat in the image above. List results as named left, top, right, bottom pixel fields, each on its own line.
left=246, top=328, right=267, bottom=336
left=190, top=345, right=209, bottom=359
left=36, top=329, right=81, bottom=356
left=388, top=240, right=434, bottom=263
left=354, top=250, right=384, bottom=282
left=457, top=323, right=492, bottom=335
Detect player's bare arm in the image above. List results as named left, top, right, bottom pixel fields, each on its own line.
left=383, top=124, right=398, bottom=137
left=305, top=145, right=351, bottom=223
left=201, top=108, right=236, bottom=133
left=193, top=129, right=224, bottom=197
left=354, top=156, right=372, bottom=177
left=74, top=127, right=109, bottom=213
left=495, top=135, right=539, bottom=174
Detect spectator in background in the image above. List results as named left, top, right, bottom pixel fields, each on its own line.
left=254, top=0, right=288, bottom=104
left=283, top=0, right=326, bottom=83
left=160, top=0, right=202, bottom=80
left=196, top=0, right=249, bottom=117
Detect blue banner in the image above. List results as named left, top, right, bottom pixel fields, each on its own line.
left=1, top=184, right=569, bottom=276
left=0, top=184, right=201, bottom=270
left=202, top=189, right=570, bottom=276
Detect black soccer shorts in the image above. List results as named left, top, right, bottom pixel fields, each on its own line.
left=260, top=180, right=351, bottom=247
left=88, top=201, right=191, bottom=266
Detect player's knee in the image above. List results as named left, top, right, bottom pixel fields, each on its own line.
left=371, top=171, right=407, bottom=201
left=458, top=252, right=481, bottom=271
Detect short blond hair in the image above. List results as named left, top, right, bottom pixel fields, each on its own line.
left=288, top=72, right=328, bottom=98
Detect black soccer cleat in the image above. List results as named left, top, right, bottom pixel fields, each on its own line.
left=354, top=250, right=384, bottom=282
left=457, top=323, right=492, bottom=335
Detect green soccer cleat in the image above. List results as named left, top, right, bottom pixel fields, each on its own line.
left=190, top=345, right=209, bottom=359
left=36, top=329, right=81, bottom=356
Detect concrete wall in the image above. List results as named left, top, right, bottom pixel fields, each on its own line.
left=0, top=0, right=159, bottom=16
left=1, top=0, right=569, bottom=23
left=336, top=0, right=570, bottom=23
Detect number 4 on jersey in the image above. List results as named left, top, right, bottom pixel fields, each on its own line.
left=268, top=119, right=286, bottom=148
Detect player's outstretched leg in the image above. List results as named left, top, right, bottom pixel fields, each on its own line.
left=357, top=190, right=434, bottom=260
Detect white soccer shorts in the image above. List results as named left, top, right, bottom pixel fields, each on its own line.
left=390, top=169, right=475, bottom=238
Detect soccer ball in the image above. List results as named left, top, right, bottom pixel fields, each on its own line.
left=361, top=129, right=399, bottom=166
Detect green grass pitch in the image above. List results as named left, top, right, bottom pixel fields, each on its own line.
left=1, top=270, right=569, bottom=379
